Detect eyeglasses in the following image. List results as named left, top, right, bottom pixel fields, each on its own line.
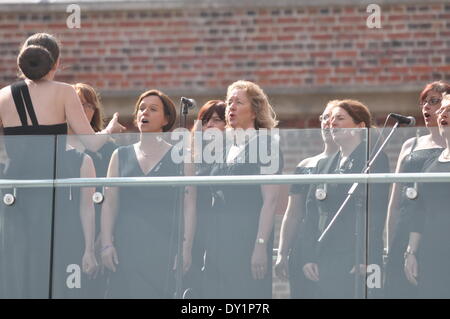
left=421, top=97, right=442, bottom=106
left=319, top=114, right=330, bottom=122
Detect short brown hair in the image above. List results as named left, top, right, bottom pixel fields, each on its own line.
left=133, top=89, right=177, bottom=132
left=334, top=99, right=374, bottom=128
left=197, top=100, right=226, bottom=124
left=73, top=83, right=104, bottom=132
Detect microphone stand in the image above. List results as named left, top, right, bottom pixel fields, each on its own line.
left=174, top=99, right=192, bottom=299
left=317, top=121, right=400, bottom=298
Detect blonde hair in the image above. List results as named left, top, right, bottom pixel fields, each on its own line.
left=226, top=80, right=278, bottom=129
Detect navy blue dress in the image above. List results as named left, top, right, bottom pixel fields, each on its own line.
left=288, top=165, right=319, bottom=299
left=384, top=146, right=442, bottom=298
left=410, top=155, right=450, bottom=298
left=106, top=144, right=181, bottom=298
left=204, top=134, right=283, bottom=298
left=302, top=142, right=390, bottom=298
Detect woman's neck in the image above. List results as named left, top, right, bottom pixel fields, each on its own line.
left=428, top=126, right=446, bottom=147
left=139, top=132, right=165, bottom=151
left=339, top=136, right=361, bottom=157
left=26, top=72, right=54, bottom=84
left=323, top=141, right=339, bottom=156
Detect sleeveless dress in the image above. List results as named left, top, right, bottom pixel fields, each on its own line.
left=204, top=134, right=283, bottom=299
left=288, top=165, right=319, bottom=299
left=409, top=155, right=450, bottom=298
left=0, top=80, right=67, bottom=298
left=302, top=142, right=390, bottom=298
left=384, top=146, right=443, bottom=298
left=106, top=144, right=182, bottom=298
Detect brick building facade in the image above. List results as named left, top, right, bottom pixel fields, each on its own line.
left=0, top=0, right=448, bottom=298
left=1, top=0, right=449, bottom=129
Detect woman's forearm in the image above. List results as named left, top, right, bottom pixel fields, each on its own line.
left=386, top=182, right=401, bottom=250
left=256, top=185, right=280, bottom=246
left=183, top=185, right=197, bottom=251
left=278, top=194, right=302, bottom=256
left=100, top=187, right=118, bottom=246
left=407, top=232, right=421, bottom=253
left=80, top=187, right=96, bottom=252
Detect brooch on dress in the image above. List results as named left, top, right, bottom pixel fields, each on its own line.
left=405, top=183, right=418, bottom=200
left=315, top=184, right=327, bottom=201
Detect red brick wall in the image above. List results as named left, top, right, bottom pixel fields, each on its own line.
left=1, top=2, right=449, bottom=95
left=1, top=2, right=439, bottom=298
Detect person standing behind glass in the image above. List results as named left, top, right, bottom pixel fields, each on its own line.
left=101, top=89, right=195, bottom=298
left=67, top=83, right=122, bottom=298
left=275, top=100, right=339, bottom=298
left=69, top=83, right=121, bottom=177
left=384, top=81, right=450, bottom=298
left=0, top=32, right=122, bottom=298
left=404, top=95, right=450, bottom=298
left=183, top=100, right=226, bottom=298
left=204, top=80, right=282, bottom=298
left=301, top=100, right=390, bottom=298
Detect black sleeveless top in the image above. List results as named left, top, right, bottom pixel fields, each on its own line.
left=2, top=81, right=67, bottom=179
left=3, top=80, right=67, bottom=136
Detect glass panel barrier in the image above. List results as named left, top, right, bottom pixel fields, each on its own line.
left=53, top=132, right=183, bottom=298
left=275, top=128, right=327, bottom=299
left=281, top=128, right=369, bottom=299
left=197, top=128, right=284, bottom=299
left=380, top=126, right=447, bottom=299
left=0, top=134, right=56, bottom=298
left=49, top=128, right=370, bottom=299
left=2, top=126, right=443, bottom=299
left=52, top=133, right=125, bottom=298
left=186, top=127, right=367, bottom=299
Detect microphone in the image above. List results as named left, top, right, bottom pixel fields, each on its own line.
left=389, top=113, right=416, bottom=126
left=181, top=97, right=196, bottom=109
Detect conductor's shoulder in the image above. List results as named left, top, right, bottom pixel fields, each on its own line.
left=0, top=84, right=11, bottom=97
left=53, top=81, right=74, bottom=90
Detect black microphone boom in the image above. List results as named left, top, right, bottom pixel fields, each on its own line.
left=389, top=113, right=416, bottom=126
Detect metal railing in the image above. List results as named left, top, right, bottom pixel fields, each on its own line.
left=1, top=172, right=450, bottom=188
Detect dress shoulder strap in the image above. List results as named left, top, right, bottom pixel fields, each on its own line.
left=9, top=81, right=39, bottom=126
left=10, top=81, right=29, bottom=126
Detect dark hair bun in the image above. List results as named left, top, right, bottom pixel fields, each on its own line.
left=17, top=45, right=54, bottom=80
